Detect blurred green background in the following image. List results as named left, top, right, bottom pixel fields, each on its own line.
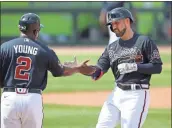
left=1, top=1, right=169, bottom=44
left=1, top=2, right=171, bottom=128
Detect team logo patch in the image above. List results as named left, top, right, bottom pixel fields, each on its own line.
left=24, top=38, right=29, bottom=42
left=151, top=49, right=160, bottom=59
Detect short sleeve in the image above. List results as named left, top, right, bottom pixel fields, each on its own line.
left=144, top=39, right=163, bottom=64
left=48, top=50, right=64, bottom=77
left=96, top=47, right=110, bottom=73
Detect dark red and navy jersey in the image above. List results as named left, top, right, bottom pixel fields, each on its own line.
left=0, top=37, right=64, bottom=90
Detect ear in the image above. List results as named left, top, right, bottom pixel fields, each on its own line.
left=125, top=18, right=130, bottom=25
left=33, top=30, right=37, bottom=36
left=128, top=18, right=131, bottom=24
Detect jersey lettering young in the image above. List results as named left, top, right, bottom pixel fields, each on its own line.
left=13, top=45, right=38, bottom=55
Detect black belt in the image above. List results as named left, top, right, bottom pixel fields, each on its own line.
left=3, top=88, right=42, bottom=94
left=117, top=83, right=149, bottom=90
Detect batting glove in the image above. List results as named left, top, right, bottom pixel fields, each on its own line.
left=91, top=67, right=104, bottom=81
left=117, top=63, right=138, bottom=74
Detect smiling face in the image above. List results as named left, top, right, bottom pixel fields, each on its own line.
left=111, top=18, right=130, bottom=37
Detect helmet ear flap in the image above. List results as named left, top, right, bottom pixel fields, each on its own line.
left=110, top=24, right=113, bottom=32
left=18, top=20, right=28, bottom=32
left=18, top=25, right=27, bottom=32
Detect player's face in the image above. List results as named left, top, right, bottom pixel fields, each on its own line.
left=34, top=26, right=41, bottom=40
left=29, top=23, right=41, bottom=40
left=111, top=19, right=127, bottom=37
left=35, top=30, right=40, bottom=40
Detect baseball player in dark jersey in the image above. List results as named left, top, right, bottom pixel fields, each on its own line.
left=0, top=13, right=95, bottom=128
left=79, top=7, right=163, bottom=128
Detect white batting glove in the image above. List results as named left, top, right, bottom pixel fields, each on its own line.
left=117, top=63, right=138, bottom=74
left=64, top=56, right=78, bottom=68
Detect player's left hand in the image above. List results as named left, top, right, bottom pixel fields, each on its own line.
left=117, top=63, right=138, bottom=74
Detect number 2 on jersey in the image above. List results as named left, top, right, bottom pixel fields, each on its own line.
left=14, top=56, right=32, bottom=80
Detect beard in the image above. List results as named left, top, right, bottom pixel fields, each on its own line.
left=113, top=27, right=126, bottom=37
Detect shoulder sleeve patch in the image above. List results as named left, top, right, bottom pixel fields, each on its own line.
left=151, top=49, right=160, bottom=60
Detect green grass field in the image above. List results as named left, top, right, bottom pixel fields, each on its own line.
left=44, top=53, right=171, bottom=93
left=43, top=104, right=171, bottom=128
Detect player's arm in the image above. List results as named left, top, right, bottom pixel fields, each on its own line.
left=48, top=50, right=95, bottom=77
left=136, top=39, right=163, bottom=74
left=47, top=50, right=64, bottom=77
left=90, top=46, right=111, bottom=81
left=117, top=38, right=162, bottom=75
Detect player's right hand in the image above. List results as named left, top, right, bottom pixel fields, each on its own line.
left=78, top=60, right=96, bottom=75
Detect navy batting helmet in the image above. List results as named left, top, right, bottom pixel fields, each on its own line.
left=18, top=13, right=44, bottom=32
left=106, top=7, right=134, bottom=26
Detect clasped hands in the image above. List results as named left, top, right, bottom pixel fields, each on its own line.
left=64, top=57, right=96, bottom=75
left=64, top=57, right=138, bottom=75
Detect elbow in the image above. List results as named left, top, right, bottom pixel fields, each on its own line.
left=53, top=73, right=63, bottom=77
left=155, top=64, right=162, bottom=74
left=52, top=70, right=64, bottom=77
left=157, top=65, right=162, bottom=74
